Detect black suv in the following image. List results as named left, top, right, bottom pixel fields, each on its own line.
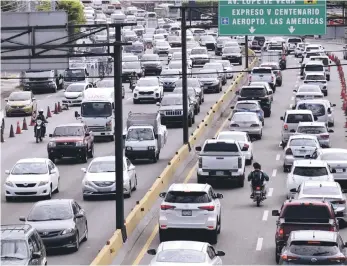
left=1, top=224, right=47, bottom=265
left=237, top=86, right=272, bottom=117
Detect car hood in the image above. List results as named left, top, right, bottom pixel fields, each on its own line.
left=64, top=91, right=82, bottom=97
left=7, top=174, right=49, bottom=183
left=223, top=52, right=241, bottom=56
left=135, top=86, right=159, bottom=91
left=199, top=78, right=219, bottom=82
left=123, top=68, right=141, bottom=73
left=85, top=172, right=117, bottom=182
left=142, top=61, right=161, bottom=66
left=50, top=136, right=84, bottom=142
left=26, top=219, right=74, bottom=231
left=7, top=100, right=31, bottom=106
left=190, top=54, right=208, bottom=58
left=0, top=259, right=30, bottom=265
left=160, top=78, right=178, bottom=83
left=159, top=105, right=183, bottom=111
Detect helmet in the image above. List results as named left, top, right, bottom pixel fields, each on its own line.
left=38, top=109, right=44, bottom=114
left=253, top=162, right=261, bottom=170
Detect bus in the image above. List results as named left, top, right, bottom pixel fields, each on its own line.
left=102, top=0, right=121, bottom=14
left=154, top=4, right=180, bottom=19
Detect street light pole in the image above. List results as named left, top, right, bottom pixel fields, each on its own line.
left=181, top=7, right=189, bottom=145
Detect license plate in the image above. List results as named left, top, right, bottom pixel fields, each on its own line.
left=182, top=210, right=192, bottom=216
left=216, top=171, right=225, bottom=175
left=299, top=150, right=306, bottom=153
left=336, top=169, right=344, bottom=173
left=204, top=86, right=209, bottom=89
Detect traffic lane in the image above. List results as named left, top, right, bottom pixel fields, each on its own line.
left=1, top=69, right=244, bottom=265
left=135, top=55, right=300, bottom=265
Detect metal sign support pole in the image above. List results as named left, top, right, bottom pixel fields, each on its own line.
left=245, top=35, right=249, bottom=69
left=181, top=7, right=189, bottom=145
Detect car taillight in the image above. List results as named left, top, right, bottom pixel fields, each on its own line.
left=285, top=148, right=293, bottom=155
left=281, top=255, right=298, bottom=261
left=161, top=205, right=176, bottom=210
left=337, top=200, right=346, bottom=204
left=198, top=157, right=202, bottom=168
left=198, top=206, right=215, bottom=211
left=243, top=144, right=249, bottom=149
left=320, top=134, right=329, bottom=139
left=330, top=226, right=337, bottom=232
left=231, top=124, right=239, bottom=127
left=238, top=157, right=242, bottom=168
left=250, top=124, right=259, bottom=127
left=256, top=187, right=261, bottom=190
left=278, top=228, right=284, bottom=238
left=271, top=76, right=274, bottom=82
left=283, top=124, right=288, bottom=130
left=329, top=257, right=346, bottom=262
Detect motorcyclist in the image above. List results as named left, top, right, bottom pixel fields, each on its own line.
left=247, top=162, right=269, bottom=199
left=129, top=71, right=137, bottom=90
left=34, top=109, right=48, bottom=137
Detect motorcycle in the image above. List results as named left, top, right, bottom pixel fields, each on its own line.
left=253, top=186, right=265, bottom=207
left=35, top=120, right=44, bottom=143
left=129, top=75, right=137, bottom=92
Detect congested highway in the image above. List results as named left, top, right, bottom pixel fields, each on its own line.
left=116, top=41, right=347, bottom=265
left=0, top=49, right=243, bottom=265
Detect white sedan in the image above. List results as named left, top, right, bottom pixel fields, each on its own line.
left=4, top=158, right=60, bottom=201
left=147, top=241, right=225, bottom=266
left=286, top=160, right=334, bottom=199
left=216, top=131, right=253, bottom=165
left=81, top=156, right=137, bottom=199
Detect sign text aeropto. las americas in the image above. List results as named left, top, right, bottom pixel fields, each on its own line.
left=218, top=0, right=326, bottom=36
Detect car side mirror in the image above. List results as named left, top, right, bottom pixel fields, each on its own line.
left=216, top=251, right=225, bottom=257
left=31, top=252, right=41, bottom=259
left=216, top=193, right=223, bottom=199
left=272, top=210, right=280, bottom=216
left=290, top=188, right=297, bottom=193
left=268, top=91, right=273, bottom=95
left=75, top=111, right=80, bottom=118
left=195, top=146, right=202, bottom=152
left=147, top=249, right=156, bottom=255
left=293, top=89, right=297, bottom=92
left=332, top=104, right=336, bottom=107
left=159, top=192, right=167, bottom=198
left=5, top=170, right=10, bottom=174
left=290, top=129, right=296, bottom=133
left=154, top=134, right=158, bottom=139
left=81, top=168, right=87, bottom=173
left=50, top=168, right=57, bottom=174
left=75, top=213, right=84, bottom=218
left=4, top=99, right=8, bottom=102
left=335, top=211, right=344, bottom=218
left=32, top=97, right=36, bottom=101
left=235, top=90, right=239, bottom=95
left=300, top=76, right=304, bottom=80
left=156, top=102, right=160, bottom=106
left=241, top=146, right=249, bottom=151
left=280, top=116, right=284, bottom=121
left=314, top=116, right=318, bottom=121
left=19, top=216, right=26, bottom=222
left=49, top=134, right=53, bottom=137
left=328, top=129, right=334, bottom=133
left=230, top=106, right=234, bottom=109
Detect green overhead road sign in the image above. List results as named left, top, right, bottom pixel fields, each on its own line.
left=218, top=0, right=327, bottom=36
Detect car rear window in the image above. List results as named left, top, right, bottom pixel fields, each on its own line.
left=311, top=58, right=329, bottom=66
left=321, top=152, right=347, bottom=161
left=305, top=65, right=324, bottom=72
left=297, top=103, right=325, bottom=116
left=240, top=87, right=266, bottom=97
left=290, top=139, right=317, bottom=147
left=289, top=241, right=339, bottom=256
left=252, top=68, right=271, bottom=74
left=286, top=114, right=313, bottom=123
left=293, top=166, right=328, bottom=176
left=302, top=186, right=340, bottom=195
left=282, top=205, right=331, bottom=219
left=288, top=38, right=302, bottom=43
left=236, top=103, right=258, bottom=110
left=165, top=191, right=210, bottom=203
left=203, top=142, right=239, bottom=152
left=297, top=126, right=327, bottom=134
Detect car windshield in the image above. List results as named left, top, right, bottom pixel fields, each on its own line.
left=88, top=160, right=115, bottom=173
left=165, top=191, right=210, bottom=203
left=236, top=103, right=258, bottom=110
left=161, top=97, right=182, bottom=106
left=123, top=62, right=140, bottom=69
left=252, top=68, right=272, bottom=74
left=297, top=103, right=325, bottom=116
left=290, top=139, right=317, bottom=147
left=142, top=55, right=159, bottom=61
left=95, top=79, right=113, bottom=87
left=126, top=128, right=154, bottom=141
left=161, top=70, right=179, bottom=77
left=217, top=133, right=246, bottom=142
left=306, top=75, right=325, bottom=80
left=156, top=249, right=206, bottom=263
left=27, top=203, right=73, bottom=221
left=321, top=152, right=347, bottom=161
left=289, top=241, right=339, bottom=256
left=81, top=102, right=112, bottom=117
left=11, top=162, right=47, bottom=175
left=232, top=113, right=258, bottom=122
left=199, top=72, right=217, bottom=78
left=240, top=87, right=266, bottom=97
left=66, top=84, right=85, bottom=92
left=173, top=88, right=195, bottom=97
left=64, top=69, right=85, bottom=81
left=191, top=48, right=207, bottom=55
left=176, top=79, right=200, bottom=87
left=286, top=114, right=313, bottom=123
left=8, top=93, right=30, bottom=101
left=307, top=46, right=320, bottom=51
left=203, top=142, right=239, bottom=152
left=302, top=185, right=340, bottom=195
left=297, top=126, right=327, bottom=134
left=293, top=166, right=328, bottom=176
left=224, top=47, right=240, bottom=53
left=311, top=58, right=329, bottom=66
left=53, top=126, right=84, bottom=136
left=1, top=240, right=28, bottom=260
left=137, top=79, right=158, bottom=86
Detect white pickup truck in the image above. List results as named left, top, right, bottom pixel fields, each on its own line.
left=249, top=67, right=276, bottom=90
left=196, top=139, right=246, bottom=187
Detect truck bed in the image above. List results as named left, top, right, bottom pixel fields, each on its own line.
left=281, top=219, right=333, bottom=239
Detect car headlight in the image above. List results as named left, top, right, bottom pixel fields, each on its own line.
left=48, top=142, right=56, bottom=147
left=154, top=87, right=160, bottom=91
left=61, top=228, right=75, bottom=235
left=5, top=181, right=13, bottom=187
left=148, top=146, right=155, bottom=150
left=38, top=181, right=49, bottom=186
left=76, top=141, right=85, bottom=146
left=126, top=146, right=132, bottom=150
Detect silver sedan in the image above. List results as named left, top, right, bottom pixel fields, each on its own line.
left=228, top=112, right=263, bottom=140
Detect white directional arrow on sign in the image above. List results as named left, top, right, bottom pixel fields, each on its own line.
left=288, top=26, right=295, bottom=34
left=249, top=26, right=256, bottom=34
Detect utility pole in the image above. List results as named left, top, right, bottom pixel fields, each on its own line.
left=245, top=35, right=249, bottom=69
left=114, top=25, right=127, bottom=242
left=181, top=7, right=189, bottom=145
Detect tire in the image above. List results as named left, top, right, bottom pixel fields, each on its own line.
left=328, top=122, right=334, bottom=127
left=88, top=145, right=94, bottom=158
left=258, top=132, right=262, bottom=140
left=188, top=116, right=192, bottom=127
left=208, top=228, right=218, bottom=245
left=46, top=185, right=52, bottom=200
left=133, top=99, right=139, bottom=104
left=73, top=232, right=79, bottom=252
left=238, top=175, right=245, bottom=187
left=327, top=75, right=330, bottom=81
left=152, top=154, right=158, bottom=163
left=324, top=91, right=328, bottom=96
left=83, top=195, right=89, bottom=201
left=275, top=245, right=280, bottom=264
left=277, top=80, right=282, bottom=87
left=159, top=228, right=169, bottom=242
left=192, top=115, right=195, bottom=124
left=109, top=135, right=115, bottom=141
left=48, top=155, right=55, bottom=163
left=5, top=196, right=13, bottom=202
left=256, top=197, right=261, bottom=207
left=55, top=177, right=60, bottom=193
left=51, top=86, right=57, bottom=93
left=81, top=151, right=88, bottom=163
left=217, top=215, right=221, bottom=234
left=246, top=159, right=252, bottom=166
left=126, top=182, right=132, bottom=198
left=132, top=175, right=137, bottom=191
left=82, top=223, right=88, bottom=242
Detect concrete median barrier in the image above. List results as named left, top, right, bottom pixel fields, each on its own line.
left=90, top=49, right=258, bottom=266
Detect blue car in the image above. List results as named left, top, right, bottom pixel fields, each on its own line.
left=232, top=100, right=265, bottom=125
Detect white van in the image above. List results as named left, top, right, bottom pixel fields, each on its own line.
left=303, top=61, right=325, bottom=79
left=295, top=99, right=335, bottom=127
left=77, top=88, right=115, bottom=141
left=309, top=55, right=331, bottom=81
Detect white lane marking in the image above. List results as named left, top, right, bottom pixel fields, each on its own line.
left=278, top=142, right=283, bottom=148
left=276, top=154, right=280, bottom=161
left=262, top=210, right=269, bottom=221
left=291, top=96, right=294, bottom=101
left=46, top=94, right=54, bottom=98
left=126, top=97, right=133, bottom=101
left=268, top=188, right=274, bottom=197
left=289, top=103, right=293, bottom=109
left=272, top=169, right=277, bottom=177
left=256, top=238, right=263, bottom=251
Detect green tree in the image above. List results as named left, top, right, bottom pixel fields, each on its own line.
left=1, top=1, right=18, bottom=12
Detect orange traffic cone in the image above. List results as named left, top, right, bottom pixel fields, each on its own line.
left=58, top=102, right=62, bottom=112
left=30, top=116, right=35, bottom=126
left=47, top=106, right=52, bottom=118
left=16, top=121, right=21, bottom=134
left=53, top=103, right=58, bottom=114
left=9, top=125, right=15, bottom=138
left=22, top=118, right=28, bottom=130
